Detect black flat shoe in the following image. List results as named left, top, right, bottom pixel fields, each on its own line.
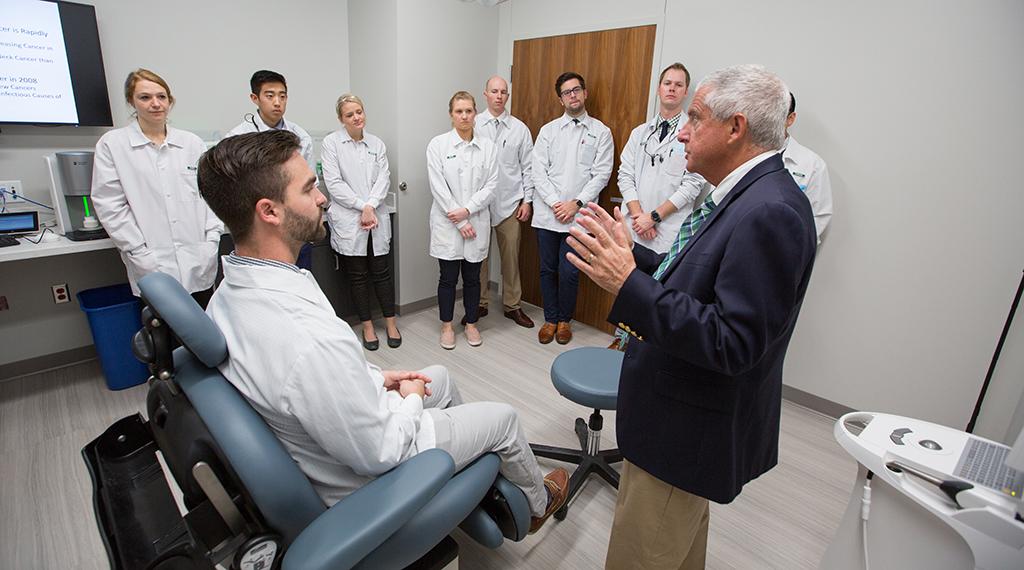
left=387, top=330, right=402, bottom=348
left=362, top=331, right=380, bottom=351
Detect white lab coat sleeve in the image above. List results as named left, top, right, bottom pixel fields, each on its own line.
left=426, top=141, right=465, bottom=225
left=283, top=335, right=423, bottom=477
left=91, top=137, right=148, bottom=256
left=805, top=161, right=833, bottom=242
left=618, top=129, right=640, bottom=204
left=465, top=148, right=498, bottom=215
left=519, top=131, right=535, bottom=203
left=577, top=127, right=614, bottom=204
left=365, top=142, right=391, bottom=210
left=322, top=138, right=366, bottom=211
left=668, top=172, right=706, bottom=210
left=531, top=126, right=560, bottom=208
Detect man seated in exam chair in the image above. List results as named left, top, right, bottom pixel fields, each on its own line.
left=197, top=130, right=569, bottom=531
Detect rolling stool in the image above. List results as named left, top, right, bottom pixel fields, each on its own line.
left=530, top=346, right=624, bottom=520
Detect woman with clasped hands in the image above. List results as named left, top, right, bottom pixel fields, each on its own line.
left=425, top=91, right=498, bottom=350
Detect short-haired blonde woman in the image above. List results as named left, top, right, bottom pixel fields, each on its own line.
left=91, top=68, right=223, bottom=307
left=320, top=94, right=400, bottom=350
left=426, top=91, right=498, bottom=349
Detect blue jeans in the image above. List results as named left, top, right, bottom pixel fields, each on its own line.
left=535, top=228, right=579, bottom=323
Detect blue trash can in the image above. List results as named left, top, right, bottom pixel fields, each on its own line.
left=78, top=283, right=149, bottom=390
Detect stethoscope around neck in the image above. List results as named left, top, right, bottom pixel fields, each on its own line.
left=244, top=113, right=262, bottom=132
left=640, top=127, right=673, bottom=168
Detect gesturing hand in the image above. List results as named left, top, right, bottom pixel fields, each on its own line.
left=566, top=203, right=636, bottom=296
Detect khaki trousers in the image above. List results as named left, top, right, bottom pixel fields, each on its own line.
left=479, top=212, right=523, bottom=311
left=605, top=460, right=710, bottom=570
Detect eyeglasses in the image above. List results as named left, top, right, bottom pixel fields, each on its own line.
left=559, top=86, right=584, bottom=98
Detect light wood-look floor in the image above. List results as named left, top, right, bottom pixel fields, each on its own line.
left=0, top=301, right=856, bottom=569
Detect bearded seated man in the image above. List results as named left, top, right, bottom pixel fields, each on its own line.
left=196, top=130, right=568, bottom=534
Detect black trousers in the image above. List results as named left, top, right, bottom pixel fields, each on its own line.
left=437, top=258, right=481, bottom=324
left=339, top=232, right=396, bottom=322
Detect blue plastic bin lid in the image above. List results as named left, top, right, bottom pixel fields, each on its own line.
left=77, top=283, right=138, bottom=312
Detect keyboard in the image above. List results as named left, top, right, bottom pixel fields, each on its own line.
left=0, top=236, right=20, bottom=247
left=954, top=438, right=1024, bottom=497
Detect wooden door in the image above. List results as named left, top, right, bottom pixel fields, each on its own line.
left=511, top=25, right=657, bottom=334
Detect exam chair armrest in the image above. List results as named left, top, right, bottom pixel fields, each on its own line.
left=282, top=449, right=456, bottom=570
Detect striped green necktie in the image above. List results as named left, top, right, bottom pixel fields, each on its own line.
left=614, top=194, right=717, bottom=350
left=652, top=193, right=717, bottom=280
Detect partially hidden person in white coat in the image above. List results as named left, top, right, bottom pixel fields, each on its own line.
left=426, top=91, right=498, bottom=350
left=782, top=92, right=833, bottom=244
left=321, top=94, right=401, bottom=352
left=91, top=68, right=223, bottom=307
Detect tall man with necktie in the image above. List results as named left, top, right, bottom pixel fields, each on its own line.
left=531, top=71, right=614, bottom=345
left=611, top=61, right=707, bottom=349
left=567, top=65, right=817, bottom=569
left=468, top=75, right=536, bottom=329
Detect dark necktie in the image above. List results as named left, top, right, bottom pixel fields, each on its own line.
left=572, top=118, right=580, bottom=125
left=658, top=120, right=670, bottom=142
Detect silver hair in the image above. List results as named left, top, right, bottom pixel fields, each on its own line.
left=697, top=64, right=789, bottom=150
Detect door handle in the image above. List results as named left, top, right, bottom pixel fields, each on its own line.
left=399, top=181, right=407, bottom=191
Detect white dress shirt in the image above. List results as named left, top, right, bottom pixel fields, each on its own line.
left=208, top=257, right=434, bottom=506
left=225, top=115, right=314, bottom=168
left=618, top=113, right=707, bottom=253
left=474, top=109, right=534, bottom=225
left=426, top=130, right=498, bottom=262
left=531, top=112, right=614, bottom=232
left=781, top=136, right=833, bottom=243
left=320, top=129, right=391, bottom=256
left=91, top=121, right=223, bottom=295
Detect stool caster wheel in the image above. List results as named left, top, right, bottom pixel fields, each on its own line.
left=555, top=504, right=569, bottom=521
left=574, top=417, right=587, bottom=449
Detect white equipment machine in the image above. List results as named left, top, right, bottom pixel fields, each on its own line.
left=822, top=412, right=1024, bottom=569
left=44, top=151, right=106, bottom=241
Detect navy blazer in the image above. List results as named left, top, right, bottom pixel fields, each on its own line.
left=608, top=153, right=816, bottom=504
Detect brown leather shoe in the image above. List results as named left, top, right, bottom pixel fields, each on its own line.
left=503, top=308, right=535, bottom=328
left=555, top=321, right=572, bottom=344
left=607, top=337, right=621, bottom=350
left=529, top=467, right=569, bottom=534
left=460, top=306, right=488, bottom=326
left=538, top=322, right=557, bottom=344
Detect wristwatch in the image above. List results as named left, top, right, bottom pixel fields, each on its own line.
left=650, top=210, right=662, bottom=224
left=575, top=199, right=584, bottom=208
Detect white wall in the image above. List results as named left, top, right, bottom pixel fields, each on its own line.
left=496, top=0, right=1024, bottom=430
left=0, top=0, right=350, bottom=366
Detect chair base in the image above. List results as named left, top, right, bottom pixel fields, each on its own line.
left=530, top=410, right=622, bottom=520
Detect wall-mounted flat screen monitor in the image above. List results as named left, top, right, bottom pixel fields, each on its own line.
left=0, top=0, right=112, bottom=126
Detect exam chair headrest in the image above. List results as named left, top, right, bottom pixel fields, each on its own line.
left=138, top=272, right=227, bottom=367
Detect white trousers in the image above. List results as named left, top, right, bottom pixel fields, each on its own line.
left=420, top=365, right=548, bottom=516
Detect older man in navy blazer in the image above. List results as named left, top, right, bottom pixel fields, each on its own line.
left=568, top=64, right=817, bottom=569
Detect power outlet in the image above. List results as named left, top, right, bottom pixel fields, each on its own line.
left=0, top=180, right=25, bottom=203
left=52, top=283, right=70, bottom=304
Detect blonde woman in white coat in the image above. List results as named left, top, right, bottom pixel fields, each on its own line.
left=426, top=91, right=498, bottom=350
left=91, top=68, right=223, bottom=307
left=321, top=94, right=400, bottom=351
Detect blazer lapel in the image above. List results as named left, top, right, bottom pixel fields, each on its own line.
left=657, top=154, right=785, bottom=282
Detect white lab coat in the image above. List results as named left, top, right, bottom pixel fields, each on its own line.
left=531, top=112, right=614, bottom=232
left=782, top=136, right=833, bottom=243
left=320, top=129, right=391, bottom=256
left=224, top=116, right=314, bottom=168
left=618, top=115, right=706, bottom=253
left=426, top=130, right=498, bottom=262
left=208, top=258, right=432, bottom=506
left=91, top=121, right=223, bottom=295
left=474, top=110, right=534, bottom=225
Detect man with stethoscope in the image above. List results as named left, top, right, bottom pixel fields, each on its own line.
left=618, top=62, right=706, bottom=255
left=223, top=69, right=315, bottom=268
left=610, top=62, right=707, bottom=350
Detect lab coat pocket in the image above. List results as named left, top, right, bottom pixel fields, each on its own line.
left=579, top=142, right=597, bottom=167
left=180, top=170, right=201, bottom=201
left=663, top=151, right=687, bottom=178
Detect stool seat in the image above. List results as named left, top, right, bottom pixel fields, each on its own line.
left=551, top=347, right=623, bottom=411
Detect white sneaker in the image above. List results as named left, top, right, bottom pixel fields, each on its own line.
left=440, top=327, right=456, bottom=350
left=465, top=326, right=482, bottom=347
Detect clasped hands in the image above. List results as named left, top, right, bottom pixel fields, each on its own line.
left=630, top=211, right=658, bottom=241
left=446, top=207, right=476, bottom=239
left=566, top=202, right=637, bottom=296
left=383, top=370, right=433, bottom=399
left=360, top=205, right=379, bottom=230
